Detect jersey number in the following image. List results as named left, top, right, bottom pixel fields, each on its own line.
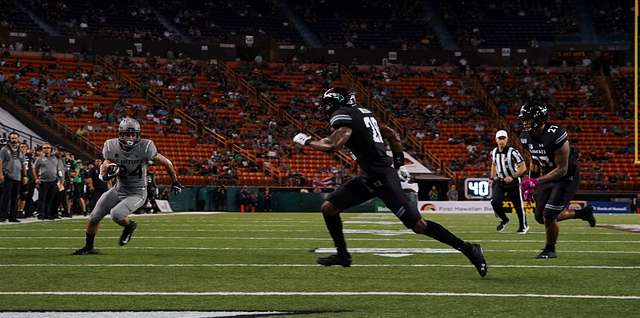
left=118, top=164, right=143, bottom=179
left=547, top=125, right=558, bottom=133
left=364, top=117, right=384, bottom=143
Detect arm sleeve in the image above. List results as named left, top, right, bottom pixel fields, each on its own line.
left=329, top=109, right=353, bottom=129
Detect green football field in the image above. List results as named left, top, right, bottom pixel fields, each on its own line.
left=0, top=212, right=638, bottom=317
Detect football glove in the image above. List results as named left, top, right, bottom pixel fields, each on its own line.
left=398, top=166, right=411, bottom=182
left=293, top=133, right=312, bottom=146
left=100, top=163, right=119, bottom=181
left=171, top=180, right=184, bottom=195
left=521, top=176, right=539, bottom=202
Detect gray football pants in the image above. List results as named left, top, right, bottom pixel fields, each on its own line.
left=88, top=187, right=147, bottom=224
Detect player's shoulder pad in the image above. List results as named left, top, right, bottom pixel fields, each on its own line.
left=543, top=123, right=567, bottom=147
left=141, top=139, right=157, bottom=160
left=102, top=138, right=119, bottom=160
left=329, top=107, right=354, bottom=128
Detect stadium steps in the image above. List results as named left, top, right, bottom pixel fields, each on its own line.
left=96, top=56, right=286, bottom=186
left=341, top=65, right=458, bottom=179
left=224, top=61, right=353, bottom=183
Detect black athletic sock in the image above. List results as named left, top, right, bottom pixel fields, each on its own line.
left=323, top=214, right=348, bottom=256
left=85, top=232, right=95, bottom=249
left=545, top=243, right=555, bottom=252
left=494, top=209, right=509, bottom=223
left=424, top=220, right=465, bottom=250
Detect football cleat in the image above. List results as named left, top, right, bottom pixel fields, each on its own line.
left=462, top=243, right=488, bottom=277
left=516, top=225, right=529, bottom=234
left=496, top=220, right=510, bottom=232
left=317, top=254, right=352, bottom=267
left=579, top=205, right=596, bottom=227
left=119, top=220, right=137, bottom=246
left=536, top=249, right=557, bottom=259
left=72, top=247, right=99, bottom=255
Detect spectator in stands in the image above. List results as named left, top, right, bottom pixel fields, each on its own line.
left=447, top=184, right=459, bottom=201
left=429, top=185, right=439, bottom=201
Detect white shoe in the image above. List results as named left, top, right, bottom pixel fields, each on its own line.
left=516, top=225, right=529, bottom=234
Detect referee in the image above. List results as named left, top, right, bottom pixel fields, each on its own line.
left=490, top=130, right=528, bottom=234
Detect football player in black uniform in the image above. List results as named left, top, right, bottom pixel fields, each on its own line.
left=293, top=88, right=488, bottom=277
left=518, top=104, right=596, bottom=259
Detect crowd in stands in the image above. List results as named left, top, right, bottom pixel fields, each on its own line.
left=591, top=0, right=633, bottom=36
left=294, top=0, right=438, bottom=49
left=352, top=64, right=492, bottom=174
left=26, top=0, right=173, bottom=41
left=1, top=48, right=637, bottom=190
left=0, top=0, right=633, bottom=50
left=478, top=65, right=634, bottom=190
left=157, top=0, right=301, bottom=44
left=438, top=0, right=578, bottom=47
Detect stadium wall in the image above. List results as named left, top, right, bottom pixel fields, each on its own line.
left=167, top=187, right=633, bottom=213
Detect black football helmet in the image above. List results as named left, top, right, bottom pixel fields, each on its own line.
left=518, top=103, right=548, bottom=133
left=321, top=87, right=356, bottom=115
left=118, top=117, right=141, bottom=150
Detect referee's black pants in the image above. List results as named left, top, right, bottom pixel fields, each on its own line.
left=491, top=179, right=527, bottom=229
left=0, top=178, right=21, bottom=221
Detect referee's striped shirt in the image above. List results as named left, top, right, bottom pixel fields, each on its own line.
left=491, top=146, right=524, bottom=179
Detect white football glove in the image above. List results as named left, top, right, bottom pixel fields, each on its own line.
left=398, top=166, right=411, bottom=182
left=293, top=133, right=312, bottom=146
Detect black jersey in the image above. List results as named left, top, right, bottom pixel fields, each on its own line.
left=520, top=123, right=578, bottom=181
left=329, top=106, right=392, bottom=174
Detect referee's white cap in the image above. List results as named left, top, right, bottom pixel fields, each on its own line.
left=495, top=130, right=508, bottom=139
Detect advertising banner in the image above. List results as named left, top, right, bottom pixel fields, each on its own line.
left=417, top=201, right=494, bottom=214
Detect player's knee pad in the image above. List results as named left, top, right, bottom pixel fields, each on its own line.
left=87, top=213, right=103, bottom=225
left=396, top=204, right=421, bottom=230
left=110, top=208, right=128, bottom=224
left=411, top=218, right=427, bottom=234
left=320, top=201, right=339, bottom=216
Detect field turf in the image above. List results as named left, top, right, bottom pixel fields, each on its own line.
left=0, top=212, right=638, bottom=317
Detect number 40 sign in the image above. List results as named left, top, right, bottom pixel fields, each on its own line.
left=464, top=178, right=492, bottom=200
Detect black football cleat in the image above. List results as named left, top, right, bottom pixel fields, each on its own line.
left=462, top=243, right=488, bottom=277
left=580, top=205, right=596, bottom=227
left=516, top=225, right=529, bottom=234
left=72, top=247, right=99, bottom=255
left=496, top=220, right=510, bottom=232
left=119, top=220, right=137, bottom=246
left=536, top=249, right=557, bottom=259
left=317, top=254, right=352, bottom=267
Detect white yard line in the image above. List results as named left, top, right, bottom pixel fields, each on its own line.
left=1, top=246, right=639, bottom=254
left=0, top=263, right=638, bottom=270
left=0, top=291, right=637, bottom=300
left=0, top=236, right=637, bottom=244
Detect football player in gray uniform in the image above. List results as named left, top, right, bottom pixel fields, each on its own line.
left=73, top=118, right=183, bottom=255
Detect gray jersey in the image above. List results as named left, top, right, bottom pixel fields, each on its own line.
left=102, top=138, right=157, bottom=193
left=0, top=145, right=24, bottom=181
left=34, top=155, right=60, bottom=182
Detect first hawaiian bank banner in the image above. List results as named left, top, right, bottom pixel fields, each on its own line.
left=414, top=200, right=631, bottom=214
